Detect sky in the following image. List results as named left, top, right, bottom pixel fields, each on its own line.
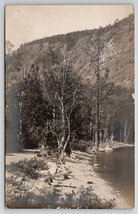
left=6, top=5, right=134, bottom=50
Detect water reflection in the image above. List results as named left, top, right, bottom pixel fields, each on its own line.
left=92, top=147, right=134, bottom=207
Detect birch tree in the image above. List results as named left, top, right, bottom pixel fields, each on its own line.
left=42, top=48, right=81, bottom=162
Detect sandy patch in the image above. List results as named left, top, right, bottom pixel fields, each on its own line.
left=5, top=150, right=131, bottom=208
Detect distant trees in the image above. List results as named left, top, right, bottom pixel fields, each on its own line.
left=84, top=30, right=112, bottom=149
left=27, top=29, right=96, bottom=51
left=18, top=64, right=48, bottom=149
left=5, top=84, right=20, bottom=152
left=6, top=41, right=14, bottom=55
left=82, top=29, right=134, bottom=148
left=5, top=41, right=21, bottom=152
left=113, top=87, right=134, bottom=144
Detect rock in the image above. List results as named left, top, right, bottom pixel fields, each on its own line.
left=105, top=146, right=113, bottom=152
left=70, top=154, right=76, bottom=159
left=58, top=181, right=63, bottom=185
left=89, top=173, right=93, bottom=176
left=16, top=177, right=22, bottom=182
left=45, top=177, right=53, bottom=185
left=22, top=176, right=28, bottom=181
left=98, top=148, right=105, bottom=152
left=15, top=193, right=20, bottom=197
left=93, top=164, right=99, bottom=167
left=31, top=187, right=39, bottom=195
left=10, top=190, right=15, bottom=196
left=37, top=150, right=48, bottom=157
left=86, top=148, right=93, bottom=154
left=47, top=162, right=57, bottom=175
left=40, top=170, right=49, bottom=176
left=87, top=181, right=93, bottom=184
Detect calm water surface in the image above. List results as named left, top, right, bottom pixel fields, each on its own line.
left=91, top=147, right=134, bottom=207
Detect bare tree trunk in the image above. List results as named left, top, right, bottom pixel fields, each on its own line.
left=110, top=133, right=114, bottom=144
left=61, top=103, right=66, bottom=143
left=89, top=121, right=92, bottom=139
left=123, top=120, right=127, bottom=143
left=96, top=72, right=100, bottom=150
left=100, top=129, right=104, bottom=143
left=126, top=126, right=131, bottom=144
left=52, top=108, right=56, bottom=125
left=60, top=116, right=71, bottom=163
left=124, top=120, right=131, bottom=144
left=61, top=64, right=66, bottom=145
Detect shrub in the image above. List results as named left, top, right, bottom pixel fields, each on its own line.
left=6, top=186, right=115, bottom=209
left=7, top=156, right=49, bottom=179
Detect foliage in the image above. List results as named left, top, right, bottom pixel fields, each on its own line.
left=7, top=157, right=49, bottom=179
left=18, top=64, right=49, bottom=148
left=5, top=14, right=134, bottom=153
left=5, top=85, right=21, bottom=152
left=6, top=186, right=115, bottom=209
left=6, top=41, right=15, bottom=55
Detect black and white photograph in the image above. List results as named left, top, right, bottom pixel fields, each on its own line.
left=5, top=5, right=134, bottom=209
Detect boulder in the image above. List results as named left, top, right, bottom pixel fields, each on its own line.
left=105, top=146, right=113, bottom=152
left=47, top=162, right=57, bottom=175
left=98, top=148, right=105, bottom=152
left=93, top=164, right=99, bottom=167
left=37, top=150, right=48, bottom=157
left=40, top=170, right=49, bottom=176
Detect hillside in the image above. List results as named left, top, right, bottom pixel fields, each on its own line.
left=6, top=14, right=134, bottom=91
left=5, top=14, right=134, bottom=153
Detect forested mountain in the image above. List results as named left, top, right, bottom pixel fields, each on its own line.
left=6, top=14, right=134, bottom=88
left=5, top=14, right=134, bottom=153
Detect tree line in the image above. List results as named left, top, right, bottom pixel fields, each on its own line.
left=5, top=31, right=134, bottom=160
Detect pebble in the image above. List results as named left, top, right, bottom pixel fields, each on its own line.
left=16, top=177, right=22, bottom=182
left=93, top=164, right=99, bottom=167
left=21, top=176, right=28, bottom=181
left=11, top=191, right=14, bottom=195
left=15, top=193, right=20, bottom=197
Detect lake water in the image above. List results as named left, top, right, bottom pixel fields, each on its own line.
left=91, top=147, right=134, bottom=207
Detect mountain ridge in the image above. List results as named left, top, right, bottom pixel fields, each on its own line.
left=6, top=14, right=134, bottom=91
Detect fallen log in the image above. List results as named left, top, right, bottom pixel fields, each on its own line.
left=53, top=185, right=76, bottom=188
left=87, top=181, right=93, bottom=184
left=44, top=171, right=71, bottom=183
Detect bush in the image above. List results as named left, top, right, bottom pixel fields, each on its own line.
left=72, top=139, right=90, bottom=152
left=6, top=186, right=115, bottom=209
left=7, top=156, right=49, bottom=179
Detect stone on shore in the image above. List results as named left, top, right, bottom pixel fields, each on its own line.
left=105, top=146, right=113, bottom=152
left=47, top=162, right=57, bottom=175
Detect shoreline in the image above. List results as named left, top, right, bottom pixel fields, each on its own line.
left=66, top=151, right=131, bottom=209
left=6, top=148, right=133, bottom=209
